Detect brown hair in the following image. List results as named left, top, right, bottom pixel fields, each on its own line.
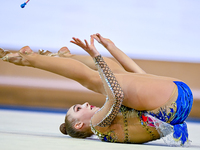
left=59, top=115, right=93, bottom=138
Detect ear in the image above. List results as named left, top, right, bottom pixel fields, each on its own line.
left=74, top=122, right=84, bottom=130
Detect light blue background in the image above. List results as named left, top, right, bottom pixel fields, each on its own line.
left=0, top=0, right=199, bottom=62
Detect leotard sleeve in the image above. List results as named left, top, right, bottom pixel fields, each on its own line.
left=90, top=55, right=124, bottom=127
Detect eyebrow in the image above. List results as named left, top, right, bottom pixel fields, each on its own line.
left=73, top=105, right=77, bottom=112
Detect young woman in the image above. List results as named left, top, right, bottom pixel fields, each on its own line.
left=1, top=33, right=193, bottom=146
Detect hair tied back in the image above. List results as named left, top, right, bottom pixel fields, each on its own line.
left=60, top=123, right=68, bottom=135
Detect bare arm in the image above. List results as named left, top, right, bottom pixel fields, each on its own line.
left=93, top=33, right=146, bottom=74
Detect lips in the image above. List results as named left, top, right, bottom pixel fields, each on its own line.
left=90, top=105, right=95, bottom=110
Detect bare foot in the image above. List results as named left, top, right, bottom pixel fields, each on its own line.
left=0, top=48, right=12, bottom=58
left=58, top=47, right=72, bottom=57
left=1, top=46, right=34, bottom=66
left=38, top=49, right=52, bottom=56
left=19, top=46, right=34, bottom=55
left=38, top=47, right=72, bottom=57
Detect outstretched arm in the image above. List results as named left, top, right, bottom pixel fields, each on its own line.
left=93, top=33, right=146, bottom=74
left=71, top=36, right=124, bottom=128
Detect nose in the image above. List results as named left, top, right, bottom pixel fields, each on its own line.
left=82, top=102, right=89, bottom=108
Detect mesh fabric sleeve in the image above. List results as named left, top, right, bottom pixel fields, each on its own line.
left=90, top=55, right=124, bottom=127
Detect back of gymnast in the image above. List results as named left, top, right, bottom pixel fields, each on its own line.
left=0, top=33, right=193, bottom=146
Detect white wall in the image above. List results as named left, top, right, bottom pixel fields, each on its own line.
left=0, top=0, right=199, bottom=62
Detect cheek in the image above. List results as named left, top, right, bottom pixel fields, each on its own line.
left=82, top=110, right=90, bottom=116
left=81, top=110, right=93, bottom=118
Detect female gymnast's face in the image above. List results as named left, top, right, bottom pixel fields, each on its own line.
left=67, top=102, right=100, bottom=124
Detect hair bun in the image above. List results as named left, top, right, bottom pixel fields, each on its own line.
left=59, top=123, right=68, bottom=135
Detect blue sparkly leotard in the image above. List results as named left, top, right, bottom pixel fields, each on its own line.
left=146, top=81, right=193, bottom=145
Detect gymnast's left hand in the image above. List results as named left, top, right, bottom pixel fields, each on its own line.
left=70, top=35, right=100, bottom=58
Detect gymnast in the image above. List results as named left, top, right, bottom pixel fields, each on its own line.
left=0, top=33, right=193, bottom=146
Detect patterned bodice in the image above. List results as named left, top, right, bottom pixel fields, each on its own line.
left=90, top=55, right=157, bottom=143
left=90, top=55, right=191, bottom=146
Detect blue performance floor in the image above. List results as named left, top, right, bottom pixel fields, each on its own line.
left=0, top=106, right=200, bottom=150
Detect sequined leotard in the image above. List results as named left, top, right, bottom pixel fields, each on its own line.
left=90, top=55, right=192, bottom=146
left=90, top=55, right=160, bottom=143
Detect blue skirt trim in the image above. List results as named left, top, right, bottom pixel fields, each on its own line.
left=170, top=81, right=193, bottom=124
left=146, top=81, right=193, bottom=145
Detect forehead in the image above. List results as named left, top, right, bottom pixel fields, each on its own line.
left=67, top=104, right=77, bottom=116
left=67, top=105, right=73, bottom=114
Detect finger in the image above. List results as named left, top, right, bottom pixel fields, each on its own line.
left=70, top=37, right=76, bottom=43
left=72, top=37, right=81, bottom=43
left=92, top=35, right=100, bottom=43
left=96, top=33, right=105, bottom=42
left=84, top=39, right=89, bottom=47
left=96, top=33, right=104, bottom=41
left=70, top=39, right=78, bottom=45
left=76, top=38, right=83, bottom=43
left=96, top=33, right=101, bottom=38
left=71, top=38, right=83, bottom=46
left=70, top=40, right=76, bottom=44
left=72, top=37, right=79, bottom=43
left=90, top=35, right=94, bottom=45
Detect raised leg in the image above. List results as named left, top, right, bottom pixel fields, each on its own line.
left=1, top=46, right=106, bottom=95
left=68, top=55, right=126, bottom=73
left=38, top=46, right=127, bottom=73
